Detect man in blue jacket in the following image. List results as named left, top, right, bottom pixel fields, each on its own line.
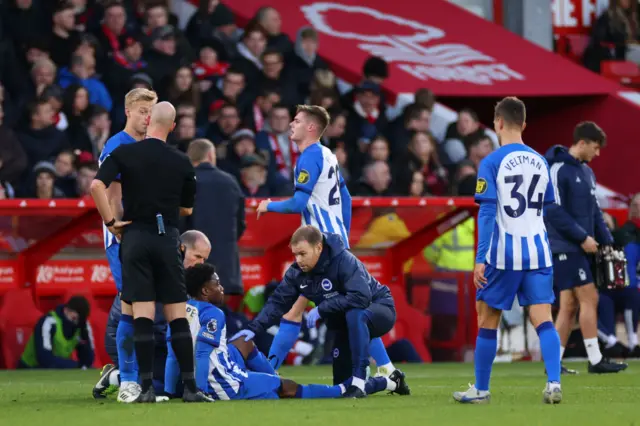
left=18, top=296, right=94, bottom=369
left=231, top=225, right=408, bottom=399
left=544, top=121, right=627, bottom=374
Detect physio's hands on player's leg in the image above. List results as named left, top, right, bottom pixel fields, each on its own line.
left=230, top=329, right=255, bottom=342
left=473, top=263, right=487, bottom=289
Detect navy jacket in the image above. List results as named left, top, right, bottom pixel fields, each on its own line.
left=247, top=233, right=393, bottom=334
left=544, top=145, right=613, bottom=254
left=33, top=305, right=94, bottom=368
left=188, top=163, right=246, bottom=295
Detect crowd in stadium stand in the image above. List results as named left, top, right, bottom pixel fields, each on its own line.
left=0, top=0, right=496, bottom=200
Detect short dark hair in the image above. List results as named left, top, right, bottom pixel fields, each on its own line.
left=459, top=108, right=479, bottom=122
left=261, top=48, right=282, bottom=62
left=405, top=104, right=430, bottom=124
left=414, top=88, right=435, bottom=110
left=225, top=67, right=245, bottom=80
left=186, top=263, right=216, bottom=298
left=290, top=225, right=323, bottom=246
left=242, top=19, right=268, bottom=40
left=296, top=104, right=330, bottom=137
left=28, top=98, right=50, bottom=117
left=78, top=161, right=98, bottom=172
left=66, top=295, right=90, bottom=322
left=327, top=106, right=346, bottom=124
left=573, top=121, right=606, bottom=147
left=363, top=56, right=388, bottom=79
left=257, top=85, right=280, bottom=99
left=494, top=96, right=526, bottom=128
left=89, top=105, right=109, bottom=121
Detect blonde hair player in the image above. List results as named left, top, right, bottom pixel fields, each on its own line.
left=97, top=88, right=157, bottom=403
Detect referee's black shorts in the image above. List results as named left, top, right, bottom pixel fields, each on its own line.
left=119, top=224, right=187, bottom=305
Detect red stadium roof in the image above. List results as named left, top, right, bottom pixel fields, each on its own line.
left=227, top=0, right=619, bottom=97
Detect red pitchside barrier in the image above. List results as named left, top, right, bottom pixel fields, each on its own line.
left=0, top=198, right=629, bottom=367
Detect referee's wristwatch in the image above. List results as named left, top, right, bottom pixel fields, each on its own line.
left=105, top=218, right=116, bottom=227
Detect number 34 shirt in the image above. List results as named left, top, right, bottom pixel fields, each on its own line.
left=294, top=143, right=349, bottom=244
left=475, top=143, right=555, bottom=271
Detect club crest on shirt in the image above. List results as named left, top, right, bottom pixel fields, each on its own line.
left=321, top=278, right=333, bottom=291
left=297, top=170, right=310, bottom=184
left=476, top=178, right=487, bottom=194
left=206, top=319, right=217, bottom=333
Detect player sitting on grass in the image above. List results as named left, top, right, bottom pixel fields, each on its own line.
left=164, top=263, right=408, bottom=400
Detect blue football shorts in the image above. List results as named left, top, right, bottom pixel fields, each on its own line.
left=476, top=264, right=555, bottom=310
left=105, top=242, right=123, bottom=293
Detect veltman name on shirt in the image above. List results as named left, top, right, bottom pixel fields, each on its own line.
left=503, top=154, right=543, bottom=171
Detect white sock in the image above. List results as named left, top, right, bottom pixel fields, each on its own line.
left=109, top=370, right=120, bottom=386
left=352, top=377, right=365, bottom=391
left=629, top=332, right=639, bottom=348
left=378, top=362, right=395, bottom=373
left=624, top=309, right=638, bottom=347
left=121, top=380, right=135, bottom=387
left=339, top=384, right=346, bottom=394
left=584, top=337, right=603, bottom=365
left=384, top=377, right=397, bottom=391
left=606, top=334, right=618, bottom=349
left=560, top=346, right=565, bottom=360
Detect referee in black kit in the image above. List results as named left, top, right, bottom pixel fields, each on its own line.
left=90, top=102, right=213, bottom=404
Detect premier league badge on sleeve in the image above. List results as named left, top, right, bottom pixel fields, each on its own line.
left=206, top=319, right=218, bottom=333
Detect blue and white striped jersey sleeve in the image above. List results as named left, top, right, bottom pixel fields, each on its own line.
left=475, top=155, right=497, bottom=203
left=197, top=305, right=223, bottom=347
left=294, top=148, right=323, bottom=195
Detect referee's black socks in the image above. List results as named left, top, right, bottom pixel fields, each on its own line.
left=133, top=317, right=155, bottom=392
left=169, top=318, right=197, bottom=393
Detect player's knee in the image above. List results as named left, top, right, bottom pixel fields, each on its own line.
left=231, top=338, right=255, bottom=359
left=278, top=379, right=298, bottom=398
left=528, top=304, right=553, bottom=327
left=345, top=308, right=366, bottom=324
left=476, top=301, right=501, bottom=329
left=576, top=284, right=599, bottom=308
left=559, top=293, right=578, bottom=316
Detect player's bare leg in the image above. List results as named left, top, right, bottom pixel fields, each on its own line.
left=553, top=290, right=579, bottom=375
left=574, top=284, right=628, bottom=373
left=453, top=301, right=500, bottom=404
left=530, top=303, right=562, bottom=404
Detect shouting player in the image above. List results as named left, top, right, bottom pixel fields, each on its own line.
left=164, top=263, right=405, bottom=400
left=255, top=104, right=400, bottom=378
left=97, top=88, right=157, bottom=402
left=453, top=97, right=562, bottom=404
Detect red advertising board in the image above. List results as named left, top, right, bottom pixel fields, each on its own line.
left=552, top=0, right=608, bottom=36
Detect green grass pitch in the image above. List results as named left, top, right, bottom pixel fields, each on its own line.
left=0, top=362, right=638, bottom=426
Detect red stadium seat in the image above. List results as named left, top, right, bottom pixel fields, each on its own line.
left=0, top=289, right=43, bottom=369
left=600, top=60, right=640, bottom=87
left=385, top=285, right=432, bottom=363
